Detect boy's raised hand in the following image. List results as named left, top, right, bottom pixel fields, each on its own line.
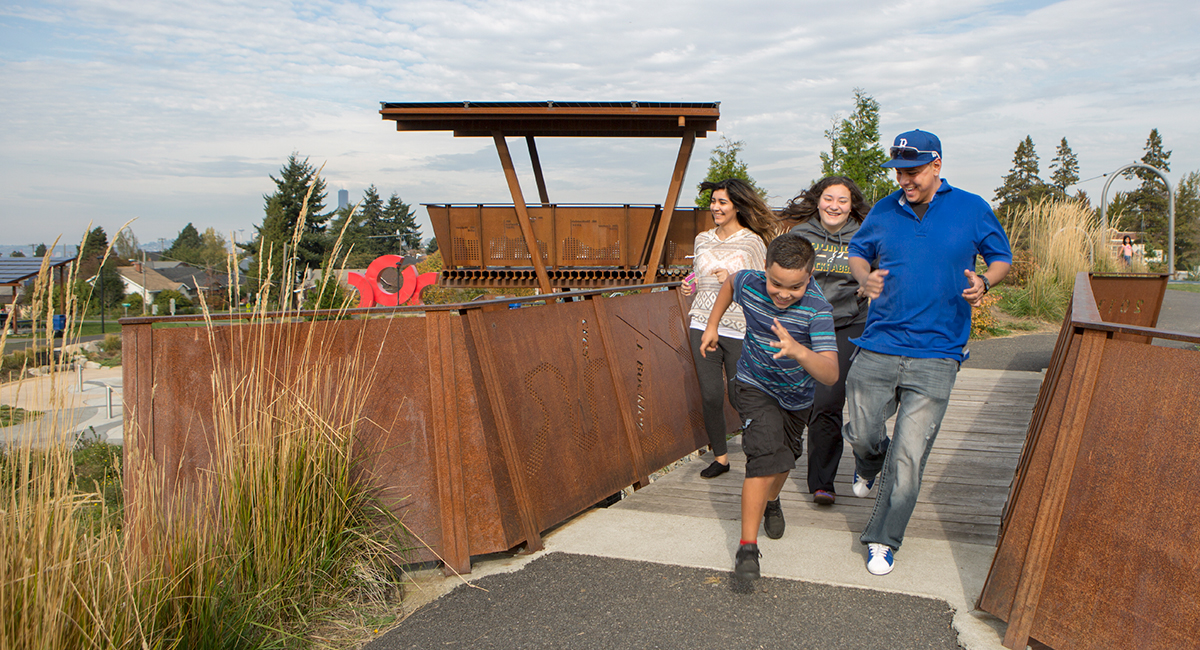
left=767, top=318, right=809, bottom=360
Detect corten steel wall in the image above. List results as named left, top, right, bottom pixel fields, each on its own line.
left=978, top=273, right=1200, bottom=650
left=425, top=204, right=711, bottom=289
left=122, top=287, right=708, bottom=575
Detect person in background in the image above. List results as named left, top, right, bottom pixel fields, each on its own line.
left=1121, top=235, right=1134, bottom=267
left=777, top=176, right=871, bottom=506
left=682, top=179, right=774, bottom=479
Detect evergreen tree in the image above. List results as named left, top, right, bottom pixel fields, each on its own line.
left=78, top=226, right=109, bottom=268
left=1175, top=170, right=1200, bottom=270
left=245, top=153, right=329, bottom=298
left=820, top=89, right=897, bottom=203
left=993, top=136, right=1047, bottom=217
left=34, top=243, right=47, bottom=258
left=695, top=137, right=768, bottom=208
left=1049, top=137, right=1080, bottom=198
left=359, top=185, right=391, bottom=258
left=327, top=203, right=367, bottom=263
left=426, top=238, right=439, bottom=254
left=387, top=193, right=421, bottom=251
left=167, top=223, right=203, bottom=263
left=1122, top=129, right=1173, bottom=264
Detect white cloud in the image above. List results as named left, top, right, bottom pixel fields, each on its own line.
left=0, top=0, right=1197, bottom=246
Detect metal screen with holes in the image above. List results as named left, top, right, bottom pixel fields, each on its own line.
left=122, top=287, right=709, bottom=575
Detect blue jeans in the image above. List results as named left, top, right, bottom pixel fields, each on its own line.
left=844, top=349, right=959, bottom=550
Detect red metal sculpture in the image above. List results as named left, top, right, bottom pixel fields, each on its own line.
left=348, top=255, right=438, bottom=307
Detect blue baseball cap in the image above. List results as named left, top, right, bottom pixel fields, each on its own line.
left=881, top=129, right=942, bottom=168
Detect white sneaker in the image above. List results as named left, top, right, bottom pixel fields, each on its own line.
left=867, top=543, right=894, bottom=575
left=852, top=470, right=876, bottom=498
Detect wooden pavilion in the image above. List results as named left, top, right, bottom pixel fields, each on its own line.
left=379, top=101, right=721, bottom=293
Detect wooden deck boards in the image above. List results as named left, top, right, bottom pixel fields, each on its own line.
left=615, top=368, right=1044, bottom=547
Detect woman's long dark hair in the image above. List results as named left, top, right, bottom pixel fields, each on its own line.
left=699, top=178, right=775, bottom=246
left=777, top=176, right=870, bottom=233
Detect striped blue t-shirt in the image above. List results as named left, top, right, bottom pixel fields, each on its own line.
left=731, top=269, right=837, bottom=411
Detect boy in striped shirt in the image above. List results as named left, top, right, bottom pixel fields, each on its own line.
left=701, top=233, right=839, bottom=580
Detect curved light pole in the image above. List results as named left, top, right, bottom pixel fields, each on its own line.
left=1100, top=163, right=1175, bottom=273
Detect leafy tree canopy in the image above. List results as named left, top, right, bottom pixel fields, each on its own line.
left=113, top=228, right=141, bottom=260
left=34, top=243, right=47, bottom=258
left=9, top=250, right=25, bottom=257
left=695, top=137, right=768, bottom=208
left=820, top=89, right=897, bottom=203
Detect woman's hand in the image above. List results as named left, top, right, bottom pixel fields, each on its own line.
left=713, top=268, right=730, bottom=284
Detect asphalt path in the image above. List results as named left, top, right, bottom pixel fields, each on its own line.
left=964, top=287, right=1200, bottom=372
left=371, top=553, right=960, bottom=650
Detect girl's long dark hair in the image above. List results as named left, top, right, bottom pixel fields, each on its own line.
left=777, top=176, right=870, bottom=233
left=699, top=178, right=775, bottom=246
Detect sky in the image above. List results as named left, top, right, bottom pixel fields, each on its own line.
left=2, top=0, right=1198, bottom=256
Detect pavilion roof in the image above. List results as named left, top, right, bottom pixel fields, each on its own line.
left=379, top=100, right=720, bottom=138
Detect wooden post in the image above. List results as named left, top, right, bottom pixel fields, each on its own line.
left=493, top=132, right=553, bottom=294
left=645, top=129, right=696, bottom=285
left=526, top=136, right=550, bottom=206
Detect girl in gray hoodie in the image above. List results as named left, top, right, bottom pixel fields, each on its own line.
left=778, top=177, right=872, bottom=505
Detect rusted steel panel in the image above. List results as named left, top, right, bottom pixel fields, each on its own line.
left=980, top=272, right=1200, bottom=649
left=596, top=290, right=708, bottom=473
left=1028, top=340, right=1200, bottom=649
left=471, top=299, right=640, bottom=531
left=977, top=324, right=1081, bottom=619
left=124, top=288, right=709, bottom=574
left=425, top=203, right=704, bottom=288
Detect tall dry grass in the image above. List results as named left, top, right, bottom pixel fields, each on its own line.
left=1000, top=198, right=1127, bottom=321
left=2, top=182, right=409, bottom=649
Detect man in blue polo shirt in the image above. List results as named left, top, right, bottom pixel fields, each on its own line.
left=845, top=129, right=1012, bottom=576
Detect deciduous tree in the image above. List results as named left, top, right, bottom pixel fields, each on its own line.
left=695, top=137, right=768, bottom=208
left=820, top=89, right=897, bottom=203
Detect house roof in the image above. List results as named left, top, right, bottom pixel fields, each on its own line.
left=116, top=266, right=185, bottom=293
left=0, top=257, right=76, bottom=286
left=157, top=264, right=242, bottom=290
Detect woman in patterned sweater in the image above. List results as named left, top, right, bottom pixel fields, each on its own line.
left=683, top=179, right=775, bottom=478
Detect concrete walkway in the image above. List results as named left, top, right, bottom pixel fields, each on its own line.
left=0, top=365, right=124, bottom=446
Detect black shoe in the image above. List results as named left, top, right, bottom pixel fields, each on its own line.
left=734, top=543, right=761, bottom=579
left=700, top=460, right=730, bottom=478
left=763, top=498, right=785, bottom=539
